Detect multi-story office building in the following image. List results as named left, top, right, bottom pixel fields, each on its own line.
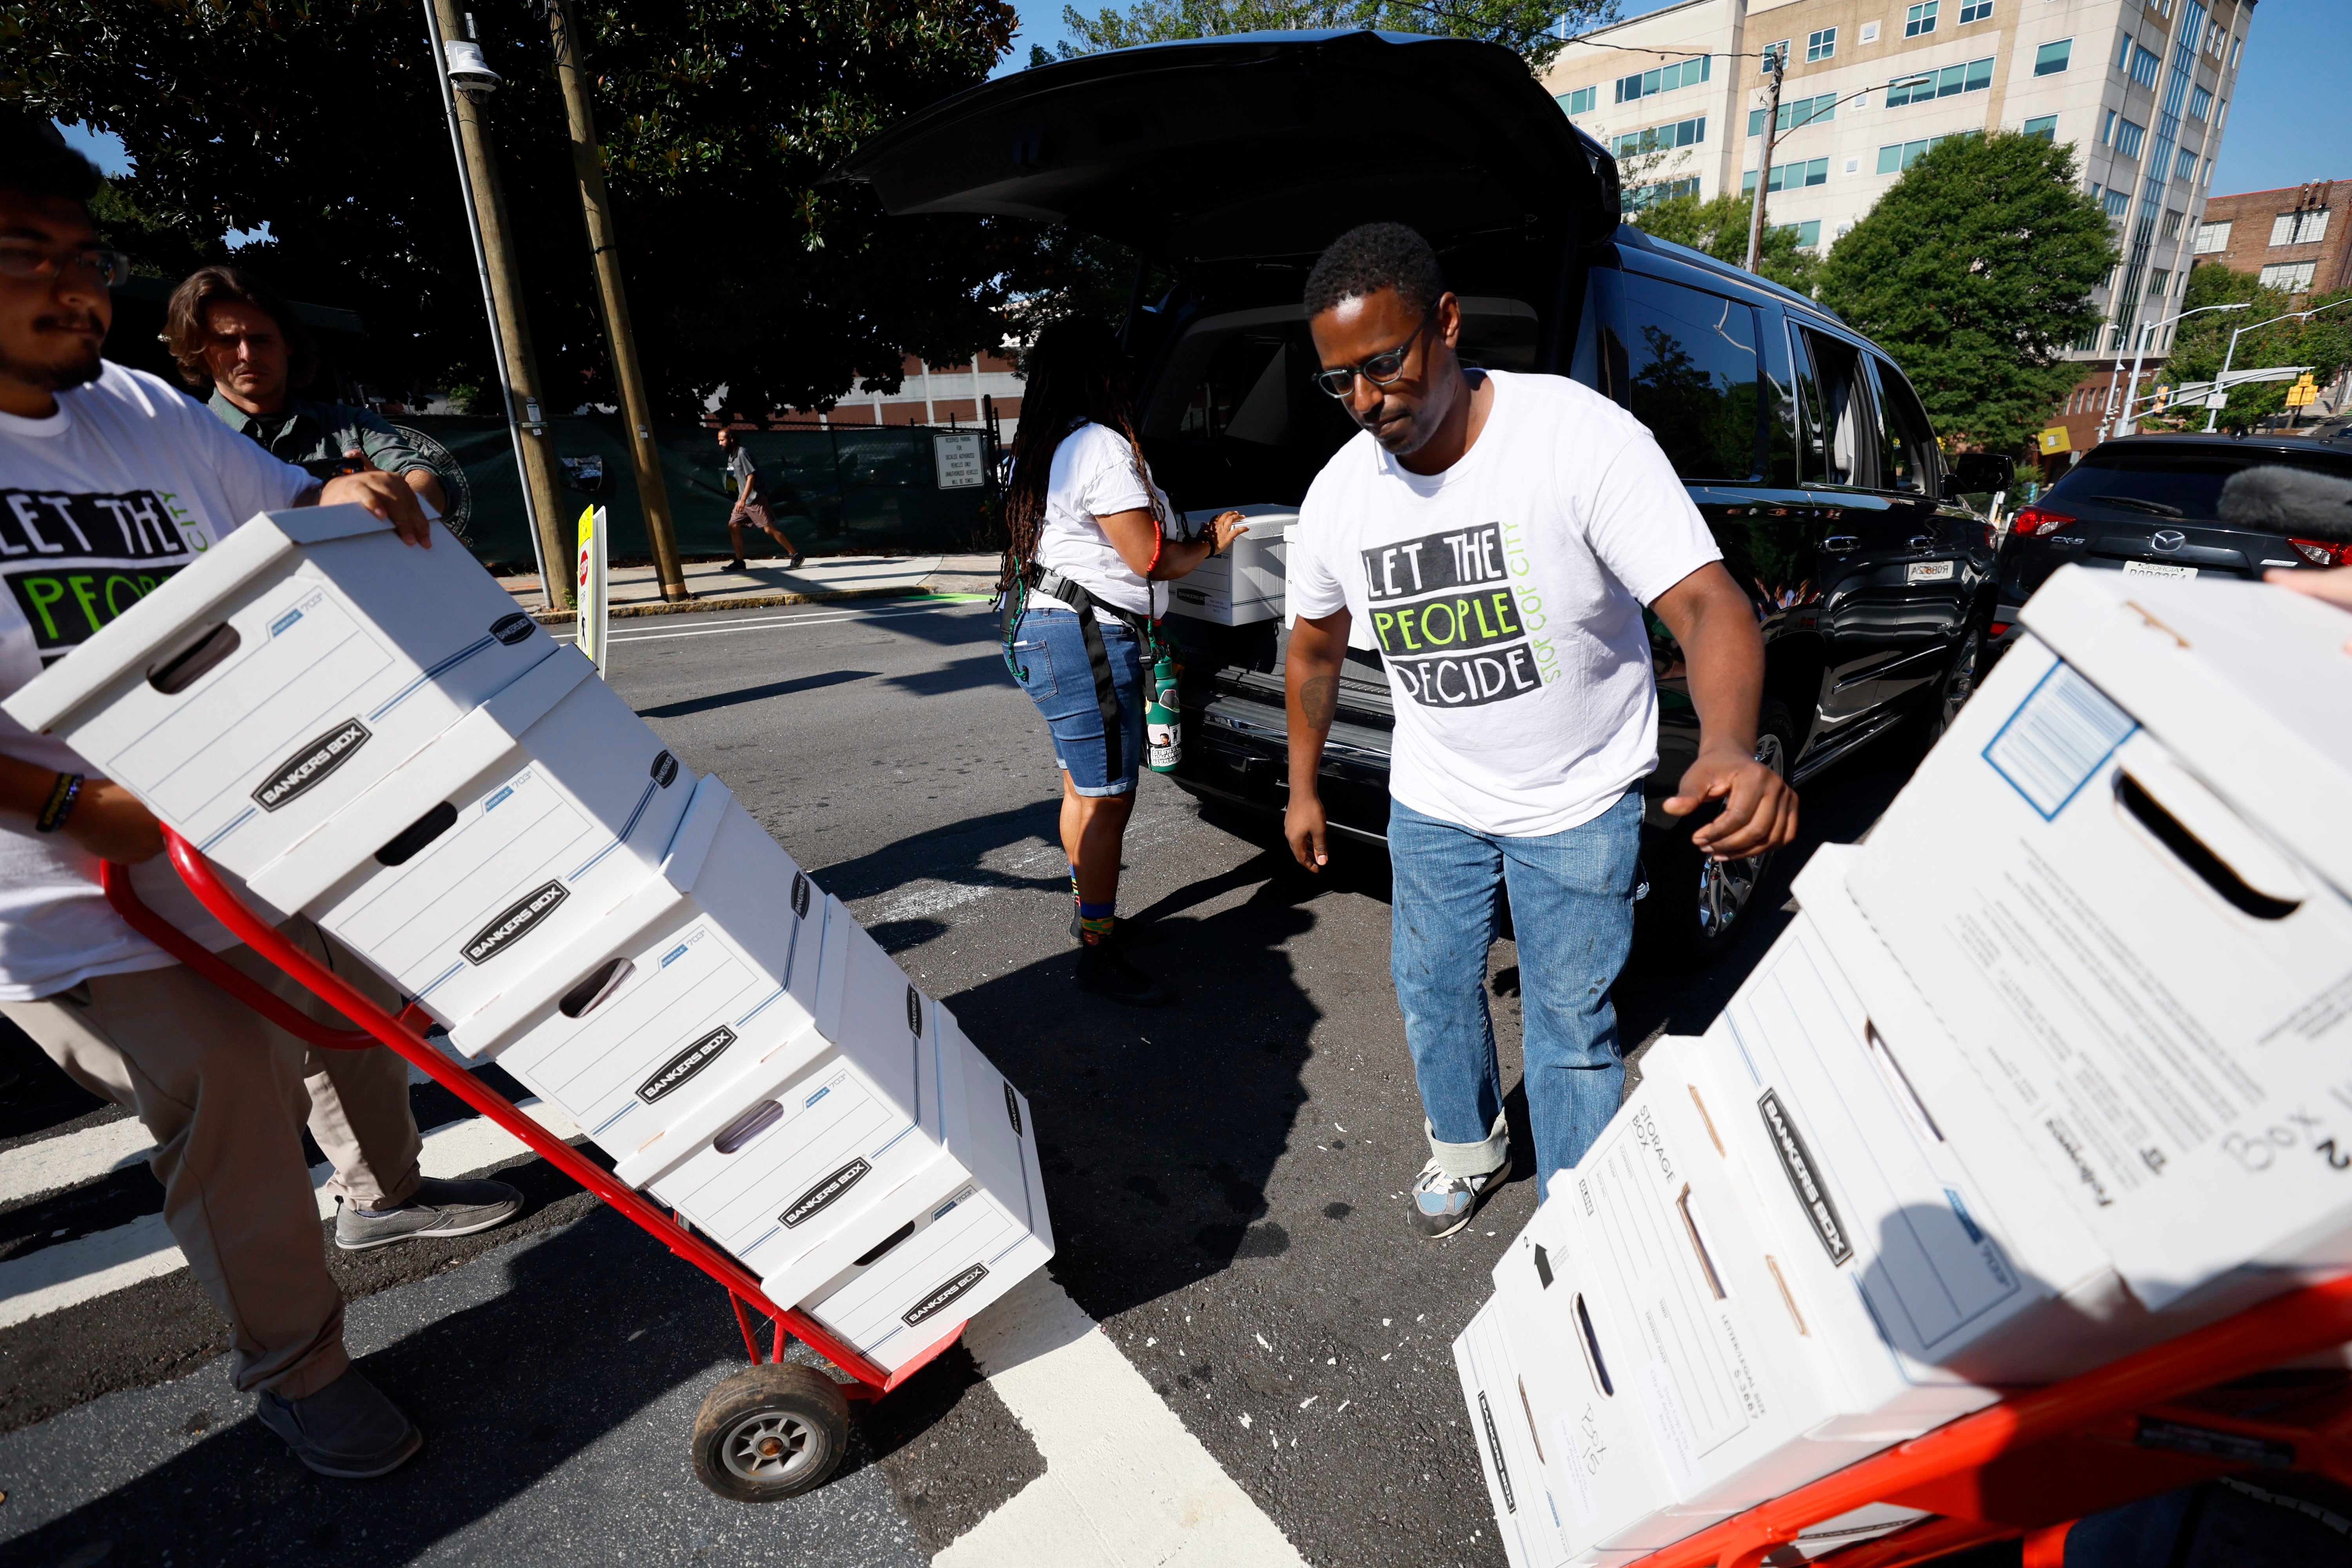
left=1544, top=0, right=2256, bottom=416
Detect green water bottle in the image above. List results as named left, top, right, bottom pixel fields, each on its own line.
left=1146, top=655, right=1181, bottom=773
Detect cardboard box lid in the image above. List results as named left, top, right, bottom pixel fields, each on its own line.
left=2019, top=565, right=2352, bottom=896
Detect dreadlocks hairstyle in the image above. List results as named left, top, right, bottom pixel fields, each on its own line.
left=1303, top=222, right=1446, bottom=321
left=164, top=265, right=320, bottom=395
left=998, top=316, right=1166, bottom=597
left=0, top=112, right=102, bottom=204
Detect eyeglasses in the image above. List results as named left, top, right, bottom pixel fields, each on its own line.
left=0, top=244, right=132, bottom=289
left=1310, top=311, right=1437, bottom=399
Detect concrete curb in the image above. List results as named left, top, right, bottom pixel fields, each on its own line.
left=526, top=583, right=933, bottom=627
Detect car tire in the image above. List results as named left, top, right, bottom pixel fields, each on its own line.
left=1634, top=701, right=1797, bottom=973
left=1920, top=626, right=1985, bottom=747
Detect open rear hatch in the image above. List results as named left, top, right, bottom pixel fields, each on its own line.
left=828, top=29, right=1618, bottom=260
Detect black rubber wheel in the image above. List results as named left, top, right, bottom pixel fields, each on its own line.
left=1919, top=626, right=1985, bottom=747
left=689, top=1363, right=851, bottom=1502
left=1635, top=701, right=1797, bottom=973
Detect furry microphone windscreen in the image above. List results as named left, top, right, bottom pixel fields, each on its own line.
left=2218, top=464, right=2352, bottom=541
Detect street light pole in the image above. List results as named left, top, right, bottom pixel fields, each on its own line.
left=1742, top=46, right=1784, bottom=276
left=544, top=0, right=690, bottom=604
left=425, top=0, right=573, bottom=609
left=2108, top=300, right=2249, bottom=442
left=2204, top=297, right=2352, bottom=431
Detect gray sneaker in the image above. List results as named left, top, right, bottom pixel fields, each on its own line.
left=1405, top=1158, right=1505, bottom=1239
left=335, top=1175, right=523, bottom=1252
left=257, top=1367, right=422, bottom=1478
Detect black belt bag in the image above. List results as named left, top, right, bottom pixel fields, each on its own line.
left=1007, top=568, right=1155, bottom=780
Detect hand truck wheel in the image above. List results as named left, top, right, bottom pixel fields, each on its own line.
left=690, top=1363, right=851, bottom=1502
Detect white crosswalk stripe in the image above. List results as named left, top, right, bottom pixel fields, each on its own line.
left=0, top=1098, right=580, bottom=1331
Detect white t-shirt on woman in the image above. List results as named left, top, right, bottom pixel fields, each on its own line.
left=1027, top=421, right=1171, bottom=621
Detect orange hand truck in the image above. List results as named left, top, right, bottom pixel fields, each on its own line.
left=102, top=826, right=967, bottom=1503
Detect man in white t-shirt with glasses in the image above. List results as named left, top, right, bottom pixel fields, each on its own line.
left=0, top=115, right=523, bottom=1477
left=1284, top=223, right=1798, bottom=1238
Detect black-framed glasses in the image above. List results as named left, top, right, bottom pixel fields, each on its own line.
left=0, top=243, right=132, bottom=289
left=1310, top=310, right=1437, bottom=398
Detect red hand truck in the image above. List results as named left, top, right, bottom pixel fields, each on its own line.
left=102, top=826, right=967, bottom=1503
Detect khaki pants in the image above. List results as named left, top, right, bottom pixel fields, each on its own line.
left=2, top=918, right=421, bottom=1399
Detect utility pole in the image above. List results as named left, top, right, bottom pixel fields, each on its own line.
left=544, top=0, right=689, bottom=603
left=426, top=0, right=573, bottom=609
left=1742, top=45, right=1785, bottom=276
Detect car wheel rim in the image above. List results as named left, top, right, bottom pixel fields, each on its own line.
left=1695, top=733, right=1784, bottom=942
left=722, top=1410, right=818, bottom=1485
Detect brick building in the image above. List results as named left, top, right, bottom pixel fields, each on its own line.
left=2190, top=178, right=2351, bottom=298
left=766, top=350, right=1026, bottom=439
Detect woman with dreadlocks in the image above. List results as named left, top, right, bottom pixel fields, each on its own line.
left=999, top=317, right=1249, bottom=1006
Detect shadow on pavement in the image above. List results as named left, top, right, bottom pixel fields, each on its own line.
left=636, top=667, right=878, bottom=719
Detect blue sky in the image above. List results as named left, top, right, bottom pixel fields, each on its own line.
left=59, top=0, right=2344, bottom=195
left=995, top=0, right=2345, bottom=194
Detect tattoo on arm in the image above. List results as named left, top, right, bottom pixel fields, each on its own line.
left=1298, top=675, right=1337, bottom=730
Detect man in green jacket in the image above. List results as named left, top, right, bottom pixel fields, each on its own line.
left=166, top=265, right=449, bottom=514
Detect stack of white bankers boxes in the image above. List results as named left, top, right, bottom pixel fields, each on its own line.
left=1457, top=562, right=2352, bottom=1565
left=4, top=506, right=1053, bottom=1371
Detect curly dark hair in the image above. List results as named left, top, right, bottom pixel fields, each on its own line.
left=998, top=316, right=1165, bottom=597
left=1303, top=222, right=1446, bottom=321
left=163, top=265, right=319, bottom=394
left=0, top=112, right=103, bottom=204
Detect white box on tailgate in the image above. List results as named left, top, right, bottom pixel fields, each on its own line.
left=1, top=506, right=558, bottom=876
left=1846, top=608, right=2352, bottom=1312
left=247, top=647, right=693, bottom=1023
left=1165, top=508, right=1292, bottom=626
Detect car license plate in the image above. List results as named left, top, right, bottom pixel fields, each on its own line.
left=1906, top=560, right=1955, bottom=583
left=2122, top=560, right=2198, bottom=579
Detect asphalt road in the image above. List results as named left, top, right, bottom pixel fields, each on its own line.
left=0, top=593, right=1935, bottom=1567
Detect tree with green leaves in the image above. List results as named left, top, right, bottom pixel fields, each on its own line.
left=1057, top=0, right=1613, bottom=71
left=1817, top=131, right=2113, bottom=455
left=1625, top=189, right=1821, bottom=298
left=2159, top=262, right=2352, bottom=431
left=8, top=0, right=1025, bottom=417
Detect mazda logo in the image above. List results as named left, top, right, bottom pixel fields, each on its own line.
left=2150, top=530, right=2186, bottom=552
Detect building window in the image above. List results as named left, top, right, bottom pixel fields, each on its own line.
left=1612, top=116, right=1708, bottom=157
left=2228, top=35, right=2241, bottom=69
left=1625, top=176, right=1703, bottom=211
left=2261, top=261, right=2319, bottom=293
left=2114, top=117, right=2145, bottom=159
left=2034, top=39, right=2071, bottom=75
left=1615, top=55, right=1711, bottom=104
left=1749, top=93, right=1838, bottom=136
left=2147, top=269, right=2170, bottom=297
left=2215, top=97, right=2227, bottom=130
left=1778, top=219, right=1824, bottom=248
left=1807, top=27, right=1837, bottom=61
left=1960, top=0, right=1991, bottom=21
left=2194, top=219, right=2230, bottom=252
left=2114, top=31, right=2132, bottom=69
left=2024, top=114, right=2058, bottom=141
left=1744, top=157, right=1831, bottom=193
left=2270, top=209, right=2331, bottom=246
left=1905, top=1, right=1937, bottom=38
left=2187, top=84, right=2211, bottom=120
left=2100, top=109, right=2116, bottom=144
left=2130, top=45, right=2161, bottom=87
left=2160, top=208, right=2184, bottom=239
left=1887, top=56, right=1995, bottom=105
left=2103, top=189, right=2131, bottom=217
left=1561, top=85, right=1598, bottom=115
left=2173, top=147, right=2197, bottom=181
left=1877, top=137, right=1960, bottom=174
left=1860, top=20, right=1880, bottom=43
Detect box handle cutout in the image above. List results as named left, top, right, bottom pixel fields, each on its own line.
left=853, top=1220, right=916, bottom=1268
left=1687, top=1082, right=1726, bottom=1157
left=146, top=622, right=240, bottom=695
left=1518, top=1376, right=1546, bottom=1463
left=558, top=957, right=633, bottom=1019
left=2115, top=768, right=2299, bottom=920
left=1865, top=1021, right=1944, bottom=1143
left=1765, top=1255, right=1810, bottom=1337
left=1573, top=1293, right=1615, bottom=1397
left=712, top=1100, right=782, bottom=1155
left=375, top=801, right=457, bottom=866
left=1676, top=1184, right=1730, bottom=1301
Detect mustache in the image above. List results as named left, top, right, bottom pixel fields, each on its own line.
left=33, top=309, right=106, bottom=336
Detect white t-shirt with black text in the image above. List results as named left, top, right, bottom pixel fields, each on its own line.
left=1288, top=370, right=1721, bottom=839
left=0, top=362, right=313, bottom=998
left=1027, top=421, right=1171, bottom=621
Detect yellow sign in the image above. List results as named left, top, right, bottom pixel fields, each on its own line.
left=575, top=504, right=609, bottom=677
left=2038, top=426, right=2071, bottom=455
left=2287, top=374, right=2319, bottom=408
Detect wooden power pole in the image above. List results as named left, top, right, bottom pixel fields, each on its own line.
left=1742, top=44, right=1786, bottom=277
left=426, top=0, right=573, bottom=609
left=545, top=0, right=690, bottom=603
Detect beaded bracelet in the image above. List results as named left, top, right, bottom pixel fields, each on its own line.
left=36, top=772, right=84, bottom=834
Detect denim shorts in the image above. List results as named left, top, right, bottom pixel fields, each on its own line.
left=1007, top=607, right=1144, bottom=797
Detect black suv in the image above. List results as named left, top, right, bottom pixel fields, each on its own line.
left=1997, top=432, right=2352, bottom=640
left=839, top=30, right=2000, bottom=962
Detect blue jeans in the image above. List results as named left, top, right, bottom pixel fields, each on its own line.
left=1387, top=792, right=1642, bottom=1198
left=1006, top=608, right=1144, bottom=796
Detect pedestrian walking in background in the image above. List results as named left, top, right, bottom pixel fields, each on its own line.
left=1282, top=223, right=1799, bottom=1237
left=165, top=265, right=448, bottom=514
left=996, top=317, right=1248, bottom=1006
left=0, top=116, right=521, bottom=1479
left=717, top=421, right=801, bottom=572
